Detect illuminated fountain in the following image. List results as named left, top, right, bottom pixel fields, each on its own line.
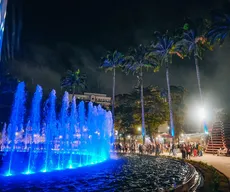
left=0, top=82, right=113, bottom=176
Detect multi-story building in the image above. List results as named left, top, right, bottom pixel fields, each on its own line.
left=69, top=92, right=111, bottom=109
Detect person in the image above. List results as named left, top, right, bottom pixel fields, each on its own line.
left=217, top=146, right=228, bottom=156
left=193, top=146, right=198, bottom=157
left=172, top=143, right=177, bottom=156
left=181, top=145, right=186, bottom=159
left=186, top=145, right=192, bottom=159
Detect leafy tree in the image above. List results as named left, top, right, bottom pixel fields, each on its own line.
left=170, top=85, right=187, bottom=141
left=132, top=86, right=169, bottom=142
left=175, top=18, right=213, bottom=105
left=100, top=50, right=124, bottom=136
left=60, top=69, right=87, bottom=99
left=122, top=44, right=158, bottom=144
left=115, top=94, right=135, bottom=143
left=148, top=31, right=176, bottom=138
left=115, top=86, right=169, bottom=144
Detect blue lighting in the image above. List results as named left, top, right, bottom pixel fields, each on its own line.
left=0, top=0, right=8, bottom=56
left=0, top=82, right=113, bottom=176
left=203, top=121, right=208, bottom=134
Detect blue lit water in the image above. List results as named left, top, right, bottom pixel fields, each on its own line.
left=0, top=155, right=190, bottom=192
left=0, top=82, right=113, bottom=176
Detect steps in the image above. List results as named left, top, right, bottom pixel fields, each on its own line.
left=206, top=121, right=230, bottom=154
left=206, top=122, right=225, bottom=154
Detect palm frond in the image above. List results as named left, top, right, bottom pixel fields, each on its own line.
left=122, top=44, right=158, bottom=74
left=208, top=11, right=230, bottom=45
left=100, top=50, right=124, bottom=71
left=60, top=69, right=87, bottom=93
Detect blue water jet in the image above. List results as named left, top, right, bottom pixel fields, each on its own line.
left=7, top=82, right=26, bottom=175
left=0, top=83, right=113, bottom=176
left=58, top=91, right=69, bottom=169
left=43, top=89, right=57, bottom=172
left=27, top=85, right=43, bottom=173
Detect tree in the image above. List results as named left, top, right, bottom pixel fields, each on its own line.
left=115, top=93, right=135, bottom=143
left=175, top=18, right=213, bottom=105
left=100, top=50, right=124, bottom=138
left=123, top=44, right=158, bottom=144
left=170, top=86, right=187, bottom=141
left=148, top=31, right=176, bottom=138
left=60, top=69, right=87, bottom=98
left=208, top=11, right=230, bottom=45
left=132, top=86, right=169, bottom=142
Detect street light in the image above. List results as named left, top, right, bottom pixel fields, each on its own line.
left=198, top=107, right=206, bottom=120
left=137, top=127, right=141, bottom=131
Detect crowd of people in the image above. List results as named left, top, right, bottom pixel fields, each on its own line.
left=113, top=142, right=204, bottom=159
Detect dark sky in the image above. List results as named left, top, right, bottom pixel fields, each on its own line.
left=7, top=0, right=230, bottom=112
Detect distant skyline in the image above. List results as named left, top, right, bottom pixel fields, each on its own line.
left=2, top=0, right=230, bottom=113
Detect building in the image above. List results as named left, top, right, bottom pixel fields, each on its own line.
left=69, top=92, right=111, bottom=109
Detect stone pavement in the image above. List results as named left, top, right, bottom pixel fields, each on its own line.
left=164, top=152, right=230, bottom=179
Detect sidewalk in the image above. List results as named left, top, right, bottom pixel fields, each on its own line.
left=190, top=153, right=230, bottom=179
left=165, top=152, right=230, bottom=179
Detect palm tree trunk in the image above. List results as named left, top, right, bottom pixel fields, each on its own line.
left=195, top=56, right=203, bottom=104
left=111, top=66, right=116, bottom=142
left=72, top=86, right=75, bottom=100
left=165, top=64, right=174, bottom=137
left=140, top=66, right=146, bottom=144
left=6, top=25, right=10, bottom=60
left=195, top=53, right=206, bottom=133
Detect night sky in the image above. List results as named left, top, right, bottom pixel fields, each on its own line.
left=6, top=0, right=230, bottom=113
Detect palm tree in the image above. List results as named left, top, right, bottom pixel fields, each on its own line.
left=123, top=44, right=158, bottom=144
left=208, top=11, right=230, bottom=45
left=100, top=50, right=124, bottom=136
left=60, top=69, right=87, bottom=99
left=175, top=18, right=212, bottom=105
left=148, top=31, right=176, bottom=137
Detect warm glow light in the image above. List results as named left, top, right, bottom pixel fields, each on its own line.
left=137, top=127, right=141, bottom=131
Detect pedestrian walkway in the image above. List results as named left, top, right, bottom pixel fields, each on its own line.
left=164, top=152, right=230, bottom=179
left=190, top=154, right=230, bottom=179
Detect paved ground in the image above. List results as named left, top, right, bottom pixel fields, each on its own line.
left=191, top=153, right=230, bottom=179
left=164, top=152, right=230, bottom=179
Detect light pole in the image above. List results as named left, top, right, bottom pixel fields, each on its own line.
left=198, top=107, right=213, bottom=154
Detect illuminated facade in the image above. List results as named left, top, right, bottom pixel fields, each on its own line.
left=69, top=92, right=111, bottom=109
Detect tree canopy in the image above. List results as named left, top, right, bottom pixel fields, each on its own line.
left=115, top=86, right=169, bottom=141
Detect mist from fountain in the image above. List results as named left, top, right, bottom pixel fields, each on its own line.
left=0, top=123, right=7, bottom=151
left=0, top=83, right=112, bottom=176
